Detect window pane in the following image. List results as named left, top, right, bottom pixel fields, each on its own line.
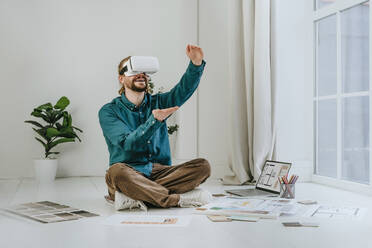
left=342, top=96, right=369, bottom=184
left=316, top=0, right=337, bottom=10
left=316, top=15, right=337, bottom=96
left=316, top=99, right=337, bottom=178
left=341, top=3, right=370, bottom=93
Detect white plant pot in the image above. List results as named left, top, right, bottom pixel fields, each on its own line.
left=33, top=159, right=58, bottom=183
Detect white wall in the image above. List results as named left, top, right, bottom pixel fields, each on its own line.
left=0, top=0, right=198, bottom=178
left=0, top=0, right=314, bottom=180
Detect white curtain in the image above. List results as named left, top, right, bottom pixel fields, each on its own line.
left=223, top=0, right=276, bottom=185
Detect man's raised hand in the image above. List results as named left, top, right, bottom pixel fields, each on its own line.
left=152, top=106, right=179, bottom=122
left=186, top=44, right=204, bottom=66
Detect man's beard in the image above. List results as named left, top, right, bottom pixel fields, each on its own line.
left=126, top=75, right=148, bottom=92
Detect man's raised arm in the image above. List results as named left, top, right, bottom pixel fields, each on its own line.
left=157, top=45, right=206, bottom=109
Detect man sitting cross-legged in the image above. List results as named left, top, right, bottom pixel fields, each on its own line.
left=98, top=45, right=212, bottom=210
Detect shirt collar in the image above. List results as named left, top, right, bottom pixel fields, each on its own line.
left=120, top=93, right=148, bottom=111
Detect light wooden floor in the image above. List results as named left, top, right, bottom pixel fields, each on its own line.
left=1, top=177, right=372, bottom=248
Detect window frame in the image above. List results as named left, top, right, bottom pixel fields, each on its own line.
left=312, top=0, right=372, bottom=194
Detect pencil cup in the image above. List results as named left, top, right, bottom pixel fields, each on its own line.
left=279, top=183, right=295, bottom=199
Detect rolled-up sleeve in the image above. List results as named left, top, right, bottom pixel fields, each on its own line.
left=157, top=60, right=206, bottom=109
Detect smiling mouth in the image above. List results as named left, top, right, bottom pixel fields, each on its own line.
left=134, top=75, right=146, bottom=83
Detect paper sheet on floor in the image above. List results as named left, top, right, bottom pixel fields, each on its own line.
left=254, top=199, right=300, bottom=215
left=302, top=205, right=366, bottom=220
left=194, top=198, right=304, bottom=219
left=103, top=214, right=191, bottom=227
left=2, top=201, right=99, bottom=223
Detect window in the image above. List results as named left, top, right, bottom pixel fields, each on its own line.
left=316, top=0, right=339, bottom=10
left=314, top=1, right=370, bottom=185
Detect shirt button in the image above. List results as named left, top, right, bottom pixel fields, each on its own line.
left=152, top=121, right=155, bottom=124
left=147, top=140, right=151, bottom=144
left=149, top=154, right=152, bottom=157
left=139, top=112, right=142, bottom=114
left=142, top=131, right=145, bottom=134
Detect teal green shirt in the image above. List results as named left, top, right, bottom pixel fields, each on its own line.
left=98, top=60, right=206, bottom=177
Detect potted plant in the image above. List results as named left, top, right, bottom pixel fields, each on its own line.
left=148, top=80, right=179, bottom=157
left=25, top=96, right=82, bottom=183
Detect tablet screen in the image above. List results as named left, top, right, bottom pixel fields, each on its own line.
left=256, top=160, right=291, bottom=193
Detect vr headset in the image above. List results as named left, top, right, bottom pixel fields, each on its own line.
left=119, top=56, right=159, bottom=76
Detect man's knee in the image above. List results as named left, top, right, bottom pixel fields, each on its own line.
left=113, top=170, right=135, bottom=184
left=110, top=164, right=137, bottom=185
left=196, top=158, right=211, bottom=178
left=105, top=172, right=111, bottom=186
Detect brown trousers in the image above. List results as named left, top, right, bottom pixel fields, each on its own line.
left=105, top=158, right=211, bottom=208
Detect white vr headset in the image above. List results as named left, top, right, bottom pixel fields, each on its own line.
left=119, top=56, right=160, bottom=76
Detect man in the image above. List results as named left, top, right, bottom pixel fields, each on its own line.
left=98, top=45, right=212, bottom=210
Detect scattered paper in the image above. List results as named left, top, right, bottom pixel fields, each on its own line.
left=207, top=215, right=231, bottom=222
left=229, top=216, right=259, bottom=222
left=194, top=198, right=283, bottom=219
left=297, top=200, right=318, bottom=205
left=255, top=199, right=299, bottom=215
left=103, top=214, right=191, bottom=227
left=303, top=205, right=365, bottom=220
left=212, top=194, right=227, bottom=197
left=3, top=201, right=99, bottom=223
left=282, top=222, right=319, bottom=227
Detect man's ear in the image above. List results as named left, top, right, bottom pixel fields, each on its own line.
left=118, top=75, right=125, bottom=83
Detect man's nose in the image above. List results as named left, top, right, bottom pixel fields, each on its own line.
left=136, top=73, right=146, bottom=77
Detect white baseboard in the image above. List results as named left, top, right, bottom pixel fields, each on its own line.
left=312, top=174, right=372, bottom=196
left=206, top=160, right=313, bottom=182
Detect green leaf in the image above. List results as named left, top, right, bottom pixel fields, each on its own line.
left=62, top=112, right=68, bottom=127
left=58, top=133, right=75, bottom=139
left=44, top=109, right=53, bottom=120
left=31, top=110, right=43, bottom=118
left=54, top=111, right=65, bottom=123
left=55, top=127, right=81, bottom=141
left=54, top=96, right=70, bottom=110
left=49, top=138, right=75, bottom=150
left=35, top=137, right=47, bottom=149
left=33, top=108, right=42, bottom=113
left=32, top=127, right=48, bottom=140
left=68, top=114, right=72, bottom=127
left=72, top=126, right=83, bottom=133
left=62, top=114, right=72, bottom=127
left=31, top=111, right=52, bottom=123
left=46, top=128, right=60, bottom=138
left=25, top=120, right=43, bottom=128
left=50, top=112, right=57, bottom=123
left=71, top=131, right=81, bottom=142
left=56, top=123, right=62, bottom=130
left=40, top=114, right=52, bottom=123
left=167, top=124, right=179, bottom=135
left=36, top=103, right=53, bottom=111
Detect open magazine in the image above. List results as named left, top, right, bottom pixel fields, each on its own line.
left=3, top=201, right=99, bottom=223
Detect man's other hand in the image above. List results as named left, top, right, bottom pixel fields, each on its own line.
left=152, top=106, right=179, bottom=122
left=186, top=44, right=204, bottom=66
